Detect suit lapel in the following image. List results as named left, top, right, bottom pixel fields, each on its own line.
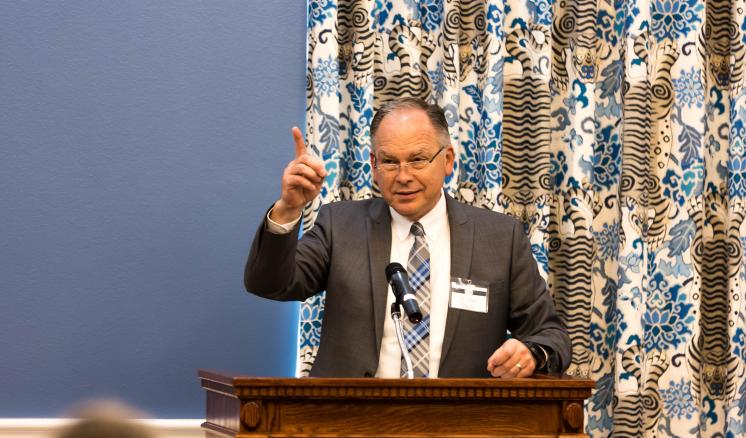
left=367, top=199, right=392, bottom=355
left=440, top=194, right=474, bottom=367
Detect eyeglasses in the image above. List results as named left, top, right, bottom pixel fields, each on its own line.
left=374, top=145, right=446, bottom=173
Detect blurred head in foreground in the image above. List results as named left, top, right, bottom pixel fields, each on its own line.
left=57, top=399, right=155, bottom=438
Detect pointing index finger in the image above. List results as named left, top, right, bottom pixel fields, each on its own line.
left=292, top=126, right=306, bottom=158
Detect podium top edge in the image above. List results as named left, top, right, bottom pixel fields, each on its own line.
left=197, top=369, right=595, bottom=390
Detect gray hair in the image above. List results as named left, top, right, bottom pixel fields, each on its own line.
left=370, top=97, right=451, bottom=149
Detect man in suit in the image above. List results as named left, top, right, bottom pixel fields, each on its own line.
left=245, top=97, right=571, bottom=378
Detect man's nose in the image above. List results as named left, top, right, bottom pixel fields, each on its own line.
left=394, top=164, right=415, bottom=182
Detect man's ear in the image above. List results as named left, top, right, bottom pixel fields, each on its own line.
left=370, top=148, right=380, bottom=182
left=444, top=145, right=455, bottom=176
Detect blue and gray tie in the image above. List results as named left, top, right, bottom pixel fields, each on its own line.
left=402, top=221, right=431, bottom=377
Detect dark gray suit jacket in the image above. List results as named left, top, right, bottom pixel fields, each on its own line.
left=245, top=194, right=571, bottom=377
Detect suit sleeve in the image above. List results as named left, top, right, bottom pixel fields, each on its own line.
left=506, top=220, right=572, bottom=373
left=244, top=205, right=332, bottom=302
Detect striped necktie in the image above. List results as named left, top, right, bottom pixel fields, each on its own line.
left=402, top=221, right=431, bottom=377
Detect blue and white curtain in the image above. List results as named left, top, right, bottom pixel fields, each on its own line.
left=299, top=0, right=746, bottom=436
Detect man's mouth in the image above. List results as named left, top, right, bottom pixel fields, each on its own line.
left=395, top=190, right=419, bottom=199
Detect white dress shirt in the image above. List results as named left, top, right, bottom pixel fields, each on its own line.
left=266, top=210, right=301, bottom=234
left=375, top=194, right=450, bottom=378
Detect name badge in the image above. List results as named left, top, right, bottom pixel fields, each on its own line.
left=450, top=277, right=489, bottom=313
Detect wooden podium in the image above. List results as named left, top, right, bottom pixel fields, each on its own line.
left=198, top=370, right=594, bottom=437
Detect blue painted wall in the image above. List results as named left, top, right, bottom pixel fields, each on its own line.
left=0, top=1, right=305, bottom=418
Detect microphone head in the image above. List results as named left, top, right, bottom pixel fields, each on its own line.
left=385, top=262, right=406, bottom=281
left=407, top=309, right=422, bottom=324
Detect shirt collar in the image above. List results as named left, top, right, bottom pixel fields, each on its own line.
left=390, top=192, right=447, bottom=244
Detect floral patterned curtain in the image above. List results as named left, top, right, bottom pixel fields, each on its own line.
left=299, top=0, right=746, bottom=435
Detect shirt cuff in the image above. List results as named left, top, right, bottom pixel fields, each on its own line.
left=266, top=208, right=301, bottom=234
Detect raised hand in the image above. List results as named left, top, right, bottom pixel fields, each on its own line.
left=270, top=127, right=327, bottom=224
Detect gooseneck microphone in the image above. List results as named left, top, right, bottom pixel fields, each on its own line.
left=386, top=262, right=418, bottom=379
left=385, top=262, right=422, bottom=323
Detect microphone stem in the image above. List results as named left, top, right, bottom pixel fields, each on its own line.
left=391, top=303, right=414, bottom=379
